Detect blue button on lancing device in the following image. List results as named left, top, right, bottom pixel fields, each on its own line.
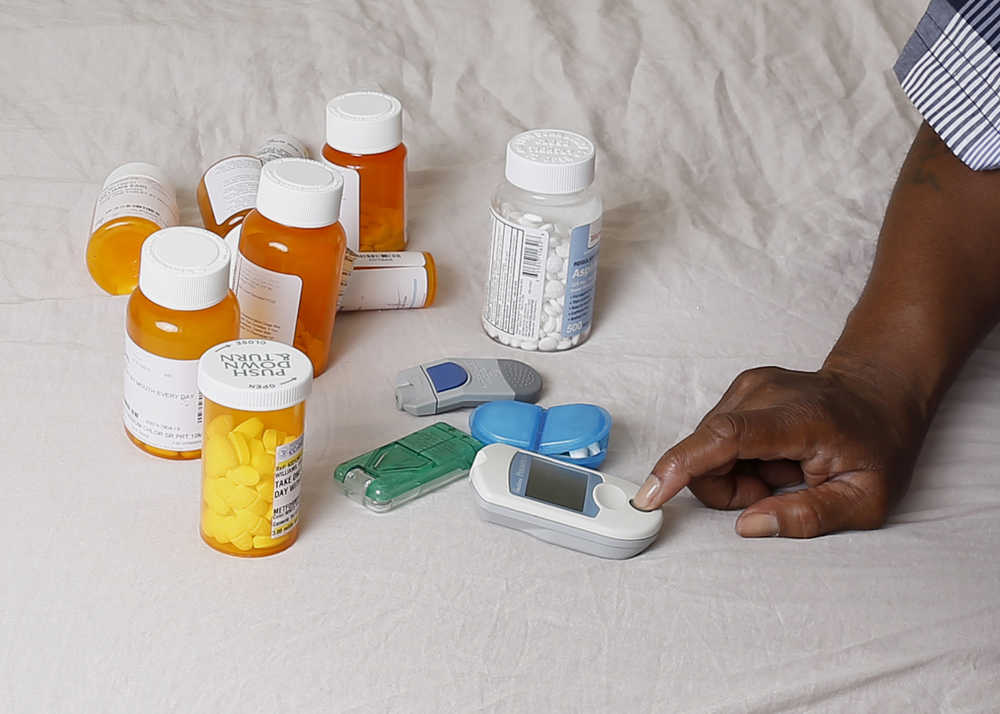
left=425, top=362, right=470, bottom=393
left=469, top=401, right=612, bottom=467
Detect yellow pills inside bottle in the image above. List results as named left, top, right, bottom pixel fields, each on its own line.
left=197, top=339, right=313, bottom=557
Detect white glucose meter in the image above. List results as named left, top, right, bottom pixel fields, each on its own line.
left=470, top=444, right=662, bottom=559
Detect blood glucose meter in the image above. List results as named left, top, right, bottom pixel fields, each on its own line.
left=470, top=444, right=662, bottom=559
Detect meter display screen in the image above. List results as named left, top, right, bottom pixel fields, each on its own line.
left=524, top=457, right=588, bottom=512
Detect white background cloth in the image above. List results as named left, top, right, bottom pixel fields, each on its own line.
left=2, top=1, right=999, bottom=711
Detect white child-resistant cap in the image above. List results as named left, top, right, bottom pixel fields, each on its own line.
left=325, top=91, right=403, bottom=155
left=138, top=226, right=231, bottom=311
left=505, top=129, right=596, bottom=195
left=256, top=158, right=343, bottom=228
left=103, top=161, right=175, bottom=192
left=198, top=339, right=313, bottom=412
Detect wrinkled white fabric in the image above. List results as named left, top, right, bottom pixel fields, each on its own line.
left=2, top=1, right=998, bottom=712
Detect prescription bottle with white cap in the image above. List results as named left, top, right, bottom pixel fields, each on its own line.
left=234, top=158, right=346, bottom=377
left=482, top=129, right=602, bottom=352
left=322, top=91, right=407, bottom=252
left=196, top=134, right=309, bottom=286
left=123, top=227, right=239, bottom=460
left=197, top=339, right=313, bottom=557
left=87, top=162, right=180, bottom=295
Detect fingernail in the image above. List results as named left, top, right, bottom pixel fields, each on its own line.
left=631, top=475, right=662, bottom=511
left=736, top=512, right=779, bottom=538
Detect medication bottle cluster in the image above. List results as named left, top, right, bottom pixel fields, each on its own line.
left=482, top=130, right=602, bottom=351
left=85, top=85, right=604, bottom=557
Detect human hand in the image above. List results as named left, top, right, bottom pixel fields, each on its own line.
left=631, top=362, right=928, bottom=537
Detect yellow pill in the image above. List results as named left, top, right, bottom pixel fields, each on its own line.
left=203, top=435, right=238, bottom=478
left=227, top=485, right=257, bottom=510
left=206, top=413, right=234, bottom=439
left=234, top=508, right=260, bottom=532
left=250, top=440, right=275, bottom=476
left=203, top=480, right=230, bottom=516
left=253, top=534, right=283, bottom=549
left=256, top=477, right=274, bottom=502
left=251, top=518, right=270, bottom=537
left=215, top=477, right=236, bottom=503
left=202, top=509, right=228, bottom=542
left=232, top=531, right=254, bottom=551
left=248, top=495, right=271, bottom=517
left=262, top=429, right=286, bottom=454
left=265, top=507, right=273, bottom=521
left=234, top=417, right=264, bottom=440
left=227, top=465, right=260, bottom=486
left=227, top=431, right=251, bottom=465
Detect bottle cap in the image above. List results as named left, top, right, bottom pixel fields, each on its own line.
left=103, top=162, right=175, bottom=193
left=253, top=134, right=310, bottom=163
left=504, top=129, right=596, bottom=195
left=138, top=226, right=231, bottom=311
left=256, top=158, right=343, bottom=228
left=198, top=339, right=313, bottom=412
left=325, top=91, right=403, bottom=155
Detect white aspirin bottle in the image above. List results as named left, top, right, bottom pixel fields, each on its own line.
left=482, top=129, right=602, bottom=352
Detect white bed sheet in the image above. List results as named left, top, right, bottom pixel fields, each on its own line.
left=2, top=1, right=999, bottom=711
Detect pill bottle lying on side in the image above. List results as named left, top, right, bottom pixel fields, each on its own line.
left=123, top=227, right=238, bottom=460
left=482, top=130, right=602, bottom=352
left=87, top=162, right=180, bottom=295
left=197, top=339, right=313, bottom=557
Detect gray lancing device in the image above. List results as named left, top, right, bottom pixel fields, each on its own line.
left=394, top=358, right=543, bottom=416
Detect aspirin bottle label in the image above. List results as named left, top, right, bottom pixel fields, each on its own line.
left=122, top=335, right=202, bottom=451
left=560, top=218, right=601, bottom=338
left=483, top=210, right=550, bottom=340
left=91, top=174, right=179, bottom=232
left=234, top=257, right=303, bottom=345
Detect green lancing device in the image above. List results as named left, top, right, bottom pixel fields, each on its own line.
left=333, top=422, right=484, bottom=512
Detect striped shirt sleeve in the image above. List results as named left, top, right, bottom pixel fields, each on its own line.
left=895, top=0, right=1000, bottom=170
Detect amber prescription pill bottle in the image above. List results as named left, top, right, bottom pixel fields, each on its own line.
left=197, top=339, right=313, bottom=557
left=196, top=134, right=309, bottom=283
left=123, top=227, right=239, bottom=460
left=235, top=158, right=346, bottom=378
left=322, top=91, right=407, bottom=252
left=87, top=162, right=180, bottom=295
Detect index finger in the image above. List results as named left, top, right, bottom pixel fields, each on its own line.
left=632, top=408, right=815, bottom=511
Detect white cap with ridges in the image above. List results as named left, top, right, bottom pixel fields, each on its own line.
left=138, top=226, right=231, bottom=311
left=505, top=129, right=596, bottom=195
left=256, top=158, right=343, bottom=228
left=326, top=91, right=403, bottom=155
left=198, top=339, right=313, bottom=411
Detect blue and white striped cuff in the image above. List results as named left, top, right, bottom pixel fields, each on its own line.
left=895, top=0, right=1000, bottom=171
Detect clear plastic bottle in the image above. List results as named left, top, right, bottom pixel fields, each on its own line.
left=321, top=91, right=407, bottom=252
left=87, top=162, right=180, bottom=295
left=234, top=158, right=346, bottom=377
left=123, top=227, right=239, bottom=460
left=196, top=134, right=309, bottom=285
left=482, top=130, right=602, bottom=352
left=197, top=339, right=313, bottom=557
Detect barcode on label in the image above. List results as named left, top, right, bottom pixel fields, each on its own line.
left=521, top=235, right=544, bottom=279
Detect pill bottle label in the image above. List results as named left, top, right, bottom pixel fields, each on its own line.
left=560, top=219, right=601, bottom=338
left=482, top=210, right=550, bottom=340
left=203, top=156, right=264, bottom=224
left=340, top=264, right=429, bottom=311
left=122, top=336, right=202, bottom=451
left=91, top=173, right=180, bottom=233
left=254, top=135, right=309, bottom=163
left=271, top=434, right=304, bottom=538
left=234, top=257, right=303, bottom=345
left=322, top=159, right=361, bottom=251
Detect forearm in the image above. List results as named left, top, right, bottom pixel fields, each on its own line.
left=826, top=122, right=1000, bottom=427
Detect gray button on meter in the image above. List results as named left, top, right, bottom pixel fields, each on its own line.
left=394, top=358, right=543, bottom=416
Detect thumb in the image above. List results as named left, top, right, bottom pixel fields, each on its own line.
left=734, top=476, right=887, bottom=538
